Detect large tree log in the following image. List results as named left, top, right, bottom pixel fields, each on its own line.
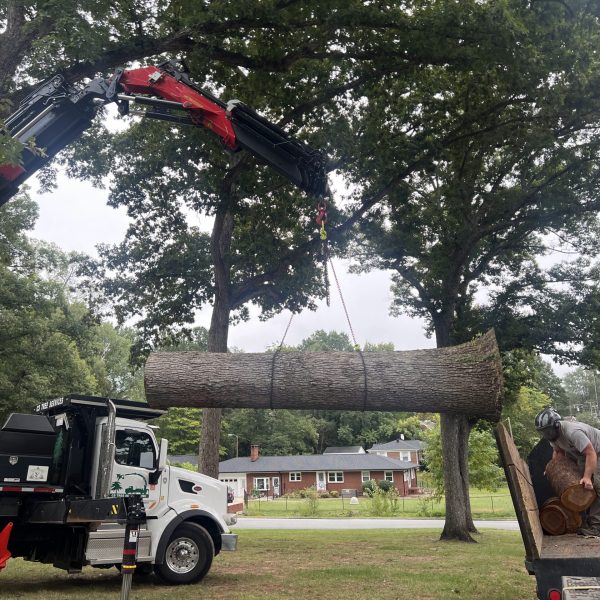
left=545, top=454, right=597, bottom=512
left=145, top=330, right=503, bottom=419
left=539, top=497, right=582, bottom=535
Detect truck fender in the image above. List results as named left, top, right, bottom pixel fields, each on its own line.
left=154, top=509, right=224, bottom=564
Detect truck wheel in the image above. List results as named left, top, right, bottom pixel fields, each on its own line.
left=154, top=522, right=214, bottom=585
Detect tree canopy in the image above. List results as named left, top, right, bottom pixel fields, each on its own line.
left=0, top=195, right=144, bottom=422
left=3, top=0, right=600, bottom=543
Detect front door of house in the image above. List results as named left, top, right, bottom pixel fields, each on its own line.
left=272, top=476, right=280, bottom=497
left=316, top=471, right=326, bottom=492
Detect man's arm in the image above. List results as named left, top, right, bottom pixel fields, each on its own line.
left=580, top=442, right=597, bottom=490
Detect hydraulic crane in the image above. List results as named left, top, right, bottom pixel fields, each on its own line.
left=0, top=60, right=329, bottom=207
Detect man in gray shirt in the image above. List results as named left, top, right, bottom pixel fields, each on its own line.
left=535, top=407, right=600, bottom=536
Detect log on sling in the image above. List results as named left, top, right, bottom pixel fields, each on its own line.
left=539, top=497, right=582, bottom=535
left=545, top=453, right=597, bottom=512
left=144, top=329, right=503, bottom=419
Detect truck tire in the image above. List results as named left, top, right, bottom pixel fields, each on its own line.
left=154, top=522, right=214, bottom=585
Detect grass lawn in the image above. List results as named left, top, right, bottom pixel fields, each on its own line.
left=1, top=529, right=535, bottom=599
left=245, top=490, right=516, bottom=519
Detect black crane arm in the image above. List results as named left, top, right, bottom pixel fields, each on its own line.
left=0, top=61, right=329, bottom=207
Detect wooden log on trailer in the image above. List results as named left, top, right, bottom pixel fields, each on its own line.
left=544, top=454, right=597, bottom=512
left=540, top=497, right=582, bottom=535
left=144, top=329, right=503, bottom=418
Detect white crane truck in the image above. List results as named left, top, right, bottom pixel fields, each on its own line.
left=0, top=395, right=237, bottom=584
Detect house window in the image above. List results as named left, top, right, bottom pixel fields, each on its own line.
left=400, top=451, right=411, bottom=461
left=289, top=472, right=302, bottom=482
left=328, top=472, right=344, bottom=483
left=384, top=471, right=393, bottom=482
left=254, top=477, right=270, bottom=491
left=361, top=471, right=370, bottom=483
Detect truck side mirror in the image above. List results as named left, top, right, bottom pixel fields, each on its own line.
left=149, top=438, right=169, bottom=485
left=157, top=438, right=168, bottom=471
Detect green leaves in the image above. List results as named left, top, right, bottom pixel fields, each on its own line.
left=351, top=2, right=600, bottom=359
left=0, top=197, right=146, bottom=421
left=424, top=424, right=504, bottom=496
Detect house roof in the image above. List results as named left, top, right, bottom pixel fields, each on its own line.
left=369, top=439, right=427, bottom=452
left=323, top=446, right=365, bottom=454
left=219, top=454, right=417, bottom=474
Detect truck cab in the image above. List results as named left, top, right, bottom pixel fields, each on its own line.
left=0, top=394, right=237, bottom=585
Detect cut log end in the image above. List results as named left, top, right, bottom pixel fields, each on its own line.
left=544, top=454, right=598, bottom=512
left=540, top=497, right=582, bottom=535
left=561, top=486, right=596, bottom=513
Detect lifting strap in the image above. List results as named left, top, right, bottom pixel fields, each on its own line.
left=268, top=198, right=369, bottom=411
left=328, top=258, right=369, bottom=411
left=269, top=312, right=294, bottom=410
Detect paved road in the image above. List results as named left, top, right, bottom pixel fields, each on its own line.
left=234, top=517, right=520, bottom=530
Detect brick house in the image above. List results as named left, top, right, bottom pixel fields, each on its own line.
left=218, top=445, right=418, bottom=498
left=368, top=438, right=427, bottom=466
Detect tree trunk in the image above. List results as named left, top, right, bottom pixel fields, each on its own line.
left=545, top=454, right=596, bottom=512
left=435, top=313, right=477, bottom=542
left=458, top=415, right=478, bottom=534
left=539, top=497, right=581, bottom=535
left=198, top=204, right=234, bottom=479
left=440, top=413, right=476, bottom=542
left=145, top=330, right=503, bottom=417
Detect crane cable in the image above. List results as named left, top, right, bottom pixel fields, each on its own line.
left=318, top=198, right=369, bottom=411
left=328, top=257, right=369, bottom=412
left=269, top=198, right=369, bottom=411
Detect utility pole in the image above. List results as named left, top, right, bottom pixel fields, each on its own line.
left=228, top=433, right=239, bottom=458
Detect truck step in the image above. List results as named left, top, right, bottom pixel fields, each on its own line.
left=86, top=528, right=152, bottom=564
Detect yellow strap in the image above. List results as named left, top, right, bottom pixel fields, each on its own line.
left=320, top=222, right=327, bottom=240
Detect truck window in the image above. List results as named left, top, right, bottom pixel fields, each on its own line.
left=115, top=430, right=156, bottom=469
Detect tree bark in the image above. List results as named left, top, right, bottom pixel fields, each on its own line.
left=434, top=312, right=477, bottom=542
left=458, top=415, right=478, bottom=534
left=440, top=413, right=476, bottom=542
left=145, top=330, right=503, bottom=418
left=198, top=199, right=235, bottom=479
left=545, top=454, right=597, bottom=512
left=539, top=497, right=581, bottom=535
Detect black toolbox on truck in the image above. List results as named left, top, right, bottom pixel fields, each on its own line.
left=0, top=413, right=56, bottom=485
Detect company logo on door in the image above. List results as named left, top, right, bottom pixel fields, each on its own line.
left=109, top=473, right=149, bottom=498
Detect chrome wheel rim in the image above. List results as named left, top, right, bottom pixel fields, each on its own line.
left=165, top=537, right=200, bottom=574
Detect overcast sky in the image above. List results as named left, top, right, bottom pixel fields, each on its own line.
left=29, top=172, right=434, bottom=353
left=28, top=171, right=572, bottom=377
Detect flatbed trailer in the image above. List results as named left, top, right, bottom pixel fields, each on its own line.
left=496, top=423, right=600, bottom=600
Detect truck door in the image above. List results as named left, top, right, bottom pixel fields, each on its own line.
left=110, top=428, right=164, bottom=516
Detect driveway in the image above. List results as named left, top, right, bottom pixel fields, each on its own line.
left=234, top=517, right=520, bottom=530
